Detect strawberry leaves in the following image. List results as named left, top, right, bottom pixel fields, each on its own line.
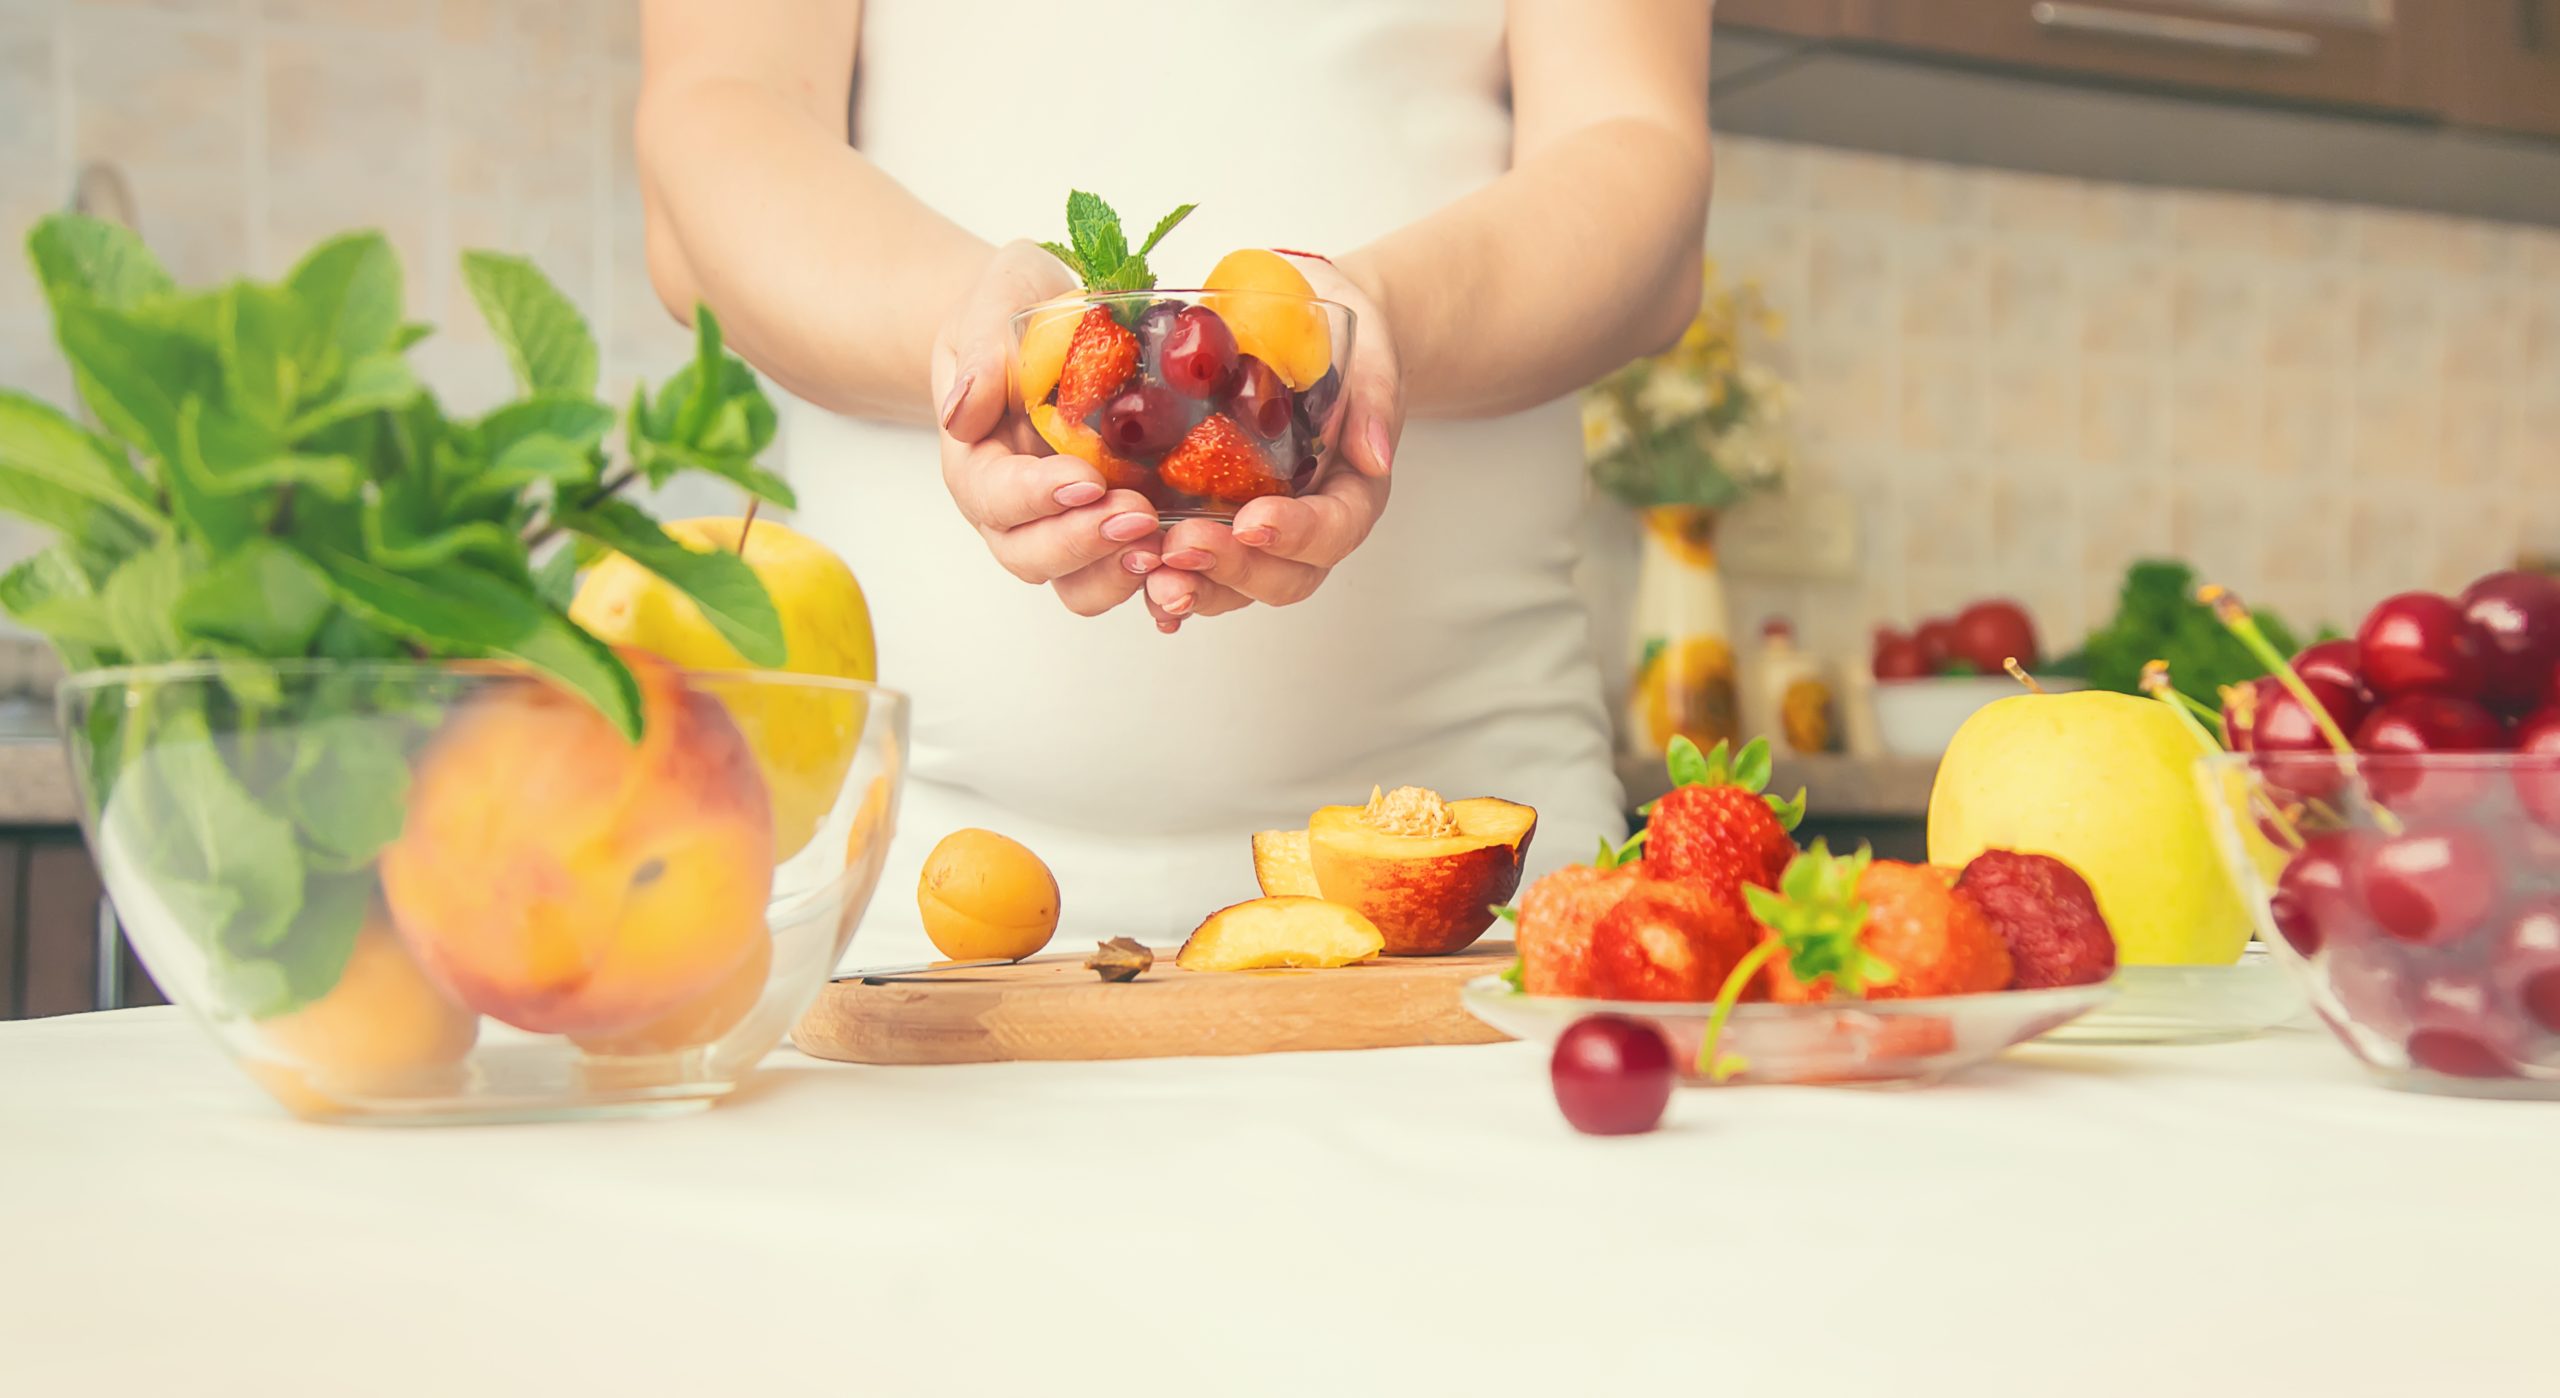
left=1039, top=190, right=1197, bottom=294
left=1651, top=734, right=1805, bottom=832
left=1695, top=839, right=1894, bottom=1081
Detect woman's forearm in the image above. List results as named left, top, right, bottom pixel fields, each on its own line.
left=635, top=76, right=989, bottom=421
left=1339, top=115, right=1710, bottom=421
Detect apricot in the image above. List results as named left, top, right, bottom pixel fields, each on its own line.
left=1016, top=300, right=1085, bottom=408
left=917, top=828, right=1059, bottom=962
left=258, top=916, right=478, bottom=1092
left=1203, top=249, right=1333, bottom=389
left=381, top=651, right=777, bottom=1036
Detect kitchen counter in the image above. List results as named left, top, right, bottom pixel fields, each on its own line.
left=1618, top=750, right=1939, bottom=821
left=1, top=1008, right=2551, bottom=1395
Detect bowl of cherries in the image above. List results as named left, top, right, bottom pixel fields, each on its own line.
left=2199, top=569, right=2560, bottom=1098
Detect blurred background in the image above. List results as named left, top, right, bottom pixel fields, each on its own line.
left=0, top=0, right=2553, bottom=1015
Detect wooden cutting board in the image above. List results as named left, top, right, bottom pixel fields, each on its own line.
left=793, top=942, right=1516, bottom=1065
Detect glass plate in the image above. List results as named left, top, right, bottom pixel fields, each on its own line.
left=1460, top=977, right=2116, bottom=1087
left=2039, top=945, right=2304, bottom=1047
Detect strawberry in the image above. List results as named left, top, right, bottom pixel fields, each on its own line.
left=1513, top=862, right=1640, bottom=998
left=1761, top=851, right=2013, bottom=1002
left=1638, top=736, right=1803, bottom=907
left=1053, top=306, right=1138, bottom=421
left=1589, top=876, right=1761, bottom=1002
left=1160, top=413, right=1284, bottom=504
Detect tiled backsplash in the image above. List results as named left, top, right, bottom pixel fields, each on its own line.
left=0, top=2, right=2554, bottom=670
left=1701, top=134, right=2560, bottom=661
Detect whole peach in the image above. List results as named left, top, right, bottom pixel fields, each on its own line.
left=259, top=912, right=478, bottom=1092
left=382, top=652, right=776, bottom=1036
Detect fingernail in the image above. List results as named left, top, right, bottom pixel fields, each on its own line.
left=1102, top=512, right=1156, bottom=543
left=1232, top=525, right=1276, bottom=547
left=1163, top=548, right=1215, bottom=570
left=1156, top=618, right=1182, bottom=634
left=1164, top=594, right=1195, bottom=616
left=939, top=374, right=974, bottom=429
left=1365, top=419, right=1394, bottom=473
left=1054, top=481, right=1104, bottom=508
left=1122, top=551, right=1160, bottom=576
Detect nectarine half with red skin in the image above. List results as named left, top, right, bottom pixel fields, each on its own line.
left=1303, top=788, right=1536, bottom=956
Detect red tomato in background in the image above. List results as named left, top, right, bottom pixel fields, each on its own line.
left=1913, top=617, right=1959, bottom=673
left=1952, top=600, right=2039, bottom=675
left=1873, top=628, right=1931, bottom=681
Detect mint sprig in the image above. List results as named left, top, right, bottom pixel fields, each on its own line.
left=0, top=212, right=798, bottom=1019
left=1038, top=190, right=1197, bottom=294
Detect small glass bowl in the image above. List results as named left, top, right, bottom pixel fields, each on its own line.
left=1009, top=289, right=1356, bottom=523
left=61, top=659, right=907, bottom=1125
left=1461, top=978, right=2115, bottom=1087
left=2200, top=749, right=2560, bottom=1099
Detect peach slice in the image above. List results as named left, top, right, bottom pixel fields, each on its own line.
left=1306, top=788, right=1537, bottom=956
left=1176, top=896, right=1384, bottom=972
left=1251, top=828, right=1321, bottom=897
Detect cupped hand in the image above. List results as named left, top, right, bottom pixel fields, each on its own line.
left=1144, top=254, right=1401, bottom=632
left=932, top=240, right=1162, bottom=617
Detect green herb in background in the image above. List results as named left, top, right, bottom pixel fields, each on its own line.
left=0, top=213, right=795, bottom=1016
left=2054, top=559, right=2325, bottom=708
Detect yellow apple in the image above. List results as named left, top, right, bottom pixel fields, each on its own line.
left=1927, top=690, right=2250, bottom=966
left=571, top=517, right=874, bottom=861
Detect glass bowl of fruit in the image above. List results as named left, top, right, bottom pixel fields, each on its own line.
left=2195, top=569, right=2560, bottom=1098
left=61, top=656, right=906, bottom=1125
left=1011, top=273, right=1355, bottom=521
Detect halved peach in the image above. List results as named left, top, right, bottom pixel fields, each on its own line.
left=1306, top=789, right=1537, bottom=956
left=1252, top=828, right=1321, bottom=897
left=1176, top=896, right=1384, bottom=972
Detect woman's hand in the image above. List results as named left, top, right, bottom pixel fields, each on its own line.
left=1144, top=254, right=1400, bottom=632
left=932, top=240, right=1163, bottom=616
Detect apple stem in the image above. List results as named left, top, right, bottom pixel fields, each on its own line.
left=2002, top=657, right=2044, bottom=694
left=737, top=497, right=761, bottom=555
left=1696, top=939, right=1780, bottom=1082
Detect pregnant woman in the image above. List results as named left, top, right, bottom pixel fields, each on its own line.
left=634, top=0, right=1714, bottom=961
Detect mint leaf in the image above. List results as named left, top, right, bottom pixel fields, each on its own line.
left=358, top=495, right=528, bottom=577
left=263, top=871, right=370, bottom=1009
left=284, top=352, right=422, bottom=440
left=1134, top=203, right=1196, bottom=259
left=561, top=498, right=785, bottom=666
left=1064, top=191, right=1129, bottom=285
left=216, top=281, right=303, bottom=427
left=474, top=395, right=614, bottom=457
left=172, top=540, right=334, bottom=656
left=0, top=389, right=164, bottom=536
left=531, top=546, right=579, bottom=610
left=0, top=549, right=116, bottom=665
left=53, top=299, right=219, bottom=463
left=642, top=440, right=796, bottom=510
left=460, top=250, right=597, bottom=398
left=168, top=402, right=283, bottom=549
left=281, top=713, right=412, bottom=871
left=100, top=541, right=191, bottom=663
left=285, top=231, right=402, bottom=371
left=28, top=213, right=173, bottom=314
left=303, top=543, right=641, bottom=740
left=1037, top=239, right=1086, bottom=281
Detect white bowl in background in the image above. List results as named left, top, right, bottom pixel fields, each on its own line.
left=1870, top=675, right=2086, bottom=758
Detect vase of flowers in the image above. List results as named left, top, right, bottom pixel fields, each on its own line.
left=1585, top=259, right=1795, bottom=759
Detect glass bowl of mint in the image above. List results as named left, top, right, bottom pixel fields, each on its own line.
left=6, top=215, right=906, bottom=1124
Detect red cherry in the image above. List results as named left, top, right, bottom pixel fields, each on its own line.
left=2354, top=694, right=2507, bottom=816
left=2319, top=940, right=2415, bottom=1058
left=1158, top=306, right=1238, bottom=399
left=1913, top=617, right=1959, bottom=672
left=2490, top=896, right=2560, bottom=1036
left=1871, top=628, right=1930, bottom=681
left=1550, top=1015, right=1675, bottom=1136
left=1292, top=366, right=1343, bottom=438
left=1223, top=354, right=1293, bottom=443
left=1951, top=599, right=2039, bottom=675
left=2458, top=570, right=2560, bottom=710
left=2292, top=639, right=2368, bottom=696
left=2249, top=677, right=2370, bottom=803
left=2269, top=829, right=2374, bottom=957
left=2356, top=826, right=2501, bottom=946
left=2356, top=591, right=2489, bottom=700
left=2403, top=974, right=2522, bottom=1079
left=2514, top=705, right=2560, bottom=831
left=1098, top=383, right=1193, bottom=459
left=1131, top=299, right=1182, bottom=371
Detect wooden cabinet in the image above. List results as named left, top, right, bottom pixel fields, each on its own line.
left=0, top=829, right=160, bottom=1020
left=2416, top=0, right=2560, bottom=137
left=1716, top=0, right=1848, bottom=39
left=1845, top=0, right=2420, bottom=112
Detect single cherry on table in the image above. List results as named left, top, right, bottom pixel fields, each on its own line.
left=1550, top=1014, right=1675, bottom=1136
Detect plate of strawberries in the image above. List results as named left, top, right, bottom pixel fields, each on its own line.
left=1470, top=738, right=2119, bottom=1087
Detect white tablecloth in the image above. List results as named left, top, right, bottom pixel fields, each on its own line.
left=0, top=1008, right=2551, bottom=1398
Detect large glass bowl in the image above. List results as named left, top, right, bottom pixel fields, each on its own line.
left=1010, top=289, right=1356, bottom=522
left=60, top=659, right=907, bottom=1125
left=2200, top=749, right=2560, bottom=1099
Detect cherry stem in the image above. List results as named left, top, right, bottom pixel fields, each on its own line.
left=2139, top=660, right=2225, bottom=758
left=2003, top=657, right=2044, bottom=694
left=2197, top=584, right=2401, bottom=838
left=1696, top=939, right=1780, bottom=1082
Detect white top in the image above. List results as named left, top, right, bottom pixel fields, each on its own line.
left=4, top=1009, right=2551, bottom=1397
left=787, top=0, right=1621, bottom=962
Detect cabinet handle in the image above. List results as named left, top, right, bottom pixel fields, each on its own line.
left=2028, top=2, right=2323, bottom=59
